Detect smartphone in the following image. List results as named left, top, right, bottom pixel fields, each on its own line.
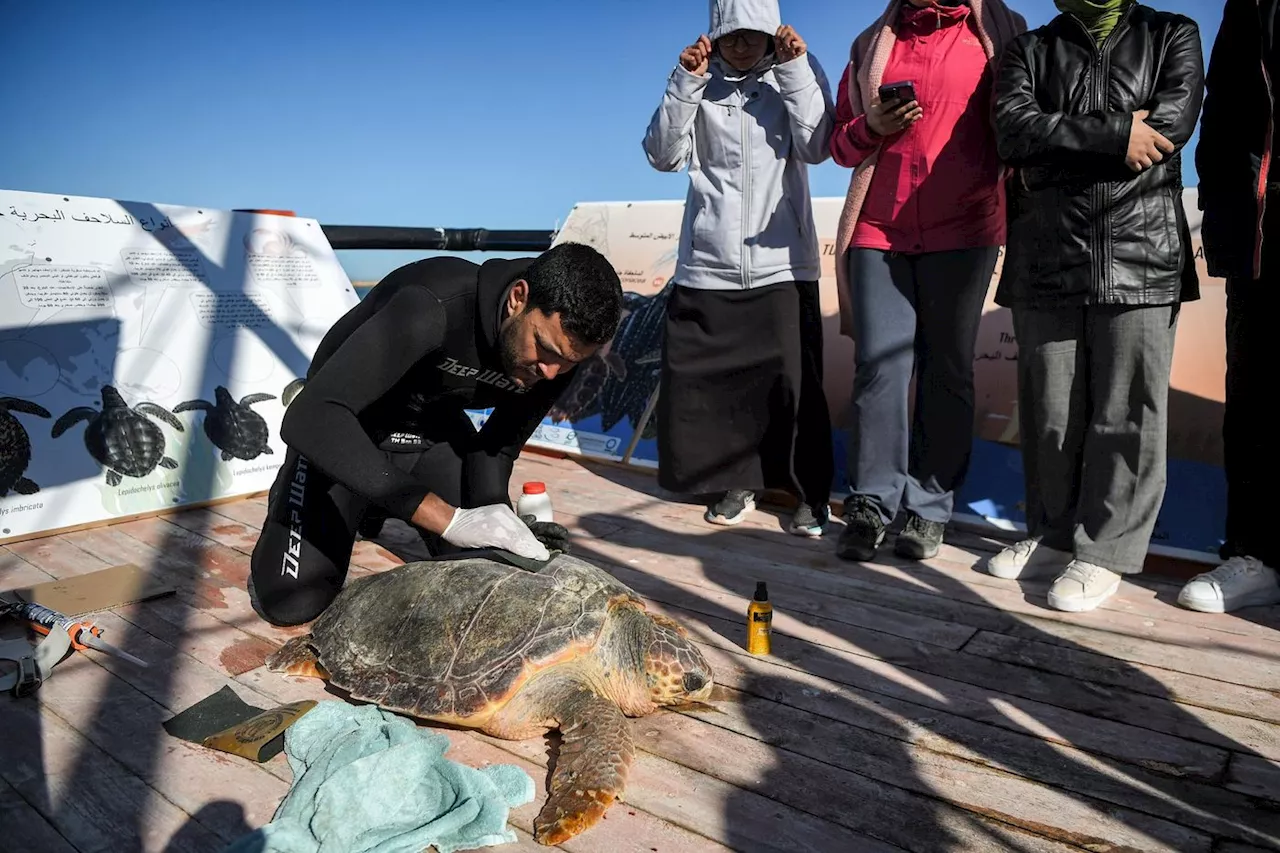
left=878, top=81, right=917, bottom=106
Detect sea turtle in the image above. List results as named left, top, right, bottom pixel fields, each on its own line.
left=174, top=386, right=276, bottom=461
left=51, top=385, right=184, bottom=487
left=0, top=397, right=52, bottom=496
left=266, top=552, right=714, bottom=846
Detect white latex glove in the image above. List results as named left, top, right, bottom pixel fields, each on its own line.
left=440, top=503, right=552, bottom=561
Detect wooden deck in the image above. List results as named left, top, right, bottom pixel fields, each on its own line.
left=2, top=452, right=1279, bottom=853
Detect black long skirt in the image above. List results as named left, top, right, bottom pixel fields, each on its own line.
left=656, top=280, right=833, bottom=503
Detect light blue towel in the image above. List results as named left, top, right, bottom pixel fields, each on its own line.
left=224, top=700, right=535, bottom=853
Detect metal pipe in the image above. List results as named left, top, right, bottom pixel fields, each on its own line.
left=319, top=225, right=555, bottom=253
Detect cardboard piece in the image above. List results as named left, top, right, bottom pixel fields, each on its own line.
left=8, top=563, right=175, bottom=617
left=164, top=685, right=317, bottom=763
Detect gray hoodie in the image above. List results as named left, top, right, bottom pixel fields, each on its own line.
left=643, top=0, right=834, bottom=291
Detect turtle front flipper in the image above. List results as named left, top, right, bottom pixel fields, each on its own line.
left=0, top=398, right=51, bottom=419
left=239, top=393, right=276, bottom=406
left=135, top=403, right=184, bottom=431
left=532, top=683, right=634, bottom=845
left=51, top=407, right=97, bottom=438
left=172, top=399, right=214, bottom=414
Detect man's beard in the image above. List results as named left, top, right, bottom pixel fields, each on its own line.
left=497, top=321, right=528, bottom=383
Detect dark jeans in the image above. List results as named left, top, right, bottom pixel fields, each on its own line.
left=1222, top=276, right=1280, bottom=566
left=845, top=247, right=998, bottom=524
left=249, top=439, right=499, bottom=626
left=1013, top=304, right=1179, bottom=574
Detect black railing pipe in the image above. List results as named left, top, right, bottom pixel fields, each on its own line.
left=319, top=225, right=555, bottom=253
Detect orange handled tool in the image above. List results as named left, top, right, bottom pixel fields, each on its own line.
left=17, top=602, right=148, bottom=668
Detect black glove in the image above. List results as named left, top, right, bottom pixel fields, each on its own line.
left=521, top=515, right=572, bottom=554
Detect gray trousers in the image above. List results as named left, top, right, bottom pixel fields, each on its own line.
left=846, top=247, right=999, bottom=524
left=1012, top=304, right=1179, bottom=574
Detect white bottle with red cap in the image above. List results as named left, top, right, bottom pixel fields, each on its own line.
left=516, top=481, right=554, bottom=523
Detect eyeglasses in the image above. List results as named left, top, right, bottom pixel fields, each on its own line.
left=717, top=30, right=767, bottom=49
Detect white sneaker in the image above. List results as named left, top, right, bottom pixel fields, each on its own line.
left=1047, top=560, right=1122, bottom=612
left=1177, top=556, right=1280, bottom=613
left=986, top=537, right=1073, bottom=580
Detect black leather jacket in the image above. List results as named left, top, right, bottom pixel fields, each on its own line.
left=991, top=4, right=1204, bottom=310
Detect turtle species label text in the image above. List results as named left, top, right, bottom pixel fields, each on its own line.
left=0, top=501, right=42, bottom=515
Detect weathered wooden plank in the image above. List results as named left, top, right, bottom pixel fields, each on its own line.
left=587, top=551, right=1233, bottom=780
left=535, top=455, right=1280, bottom=641
left=30, top=646, right=291, bottom=841
left=1226, top=753, right=1280, bottom=805
left=0, top=778, right=78, bottom=853
left=238, top=666, right=740, bottom=853
left=577, top=524, right=1280, bottom=683
left=619, top=707, right=1113, bottom=853
left=696, top=642, right=1280, bottom=848
left=586, top=549, right=1261, bottom=774
left=963, top=629, right=1280, bottom=729
left=0, top=694, right=225, bottom=853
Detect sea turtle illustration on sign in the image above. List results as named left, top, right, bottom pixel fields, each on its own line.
left=266, top=552, right=715, bottom=846
left=174, top=386, right=276, bottom=461
left=51, top=385, right=184, bottom=487
left=0, top=398, right=52, bottom=497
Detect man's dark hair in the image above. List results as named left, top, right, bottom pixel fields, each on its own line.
left=523, top=241, right=624, bottom=346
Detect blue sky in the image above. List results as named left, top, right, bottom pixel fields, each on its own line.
left=1, top=0, right=1227, bottom=281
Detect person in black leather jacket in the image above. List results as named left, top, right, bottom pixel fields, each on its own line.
left=985, top=0, right=1204, bottom=613
left=1177, top=0, right=1280, bottom=614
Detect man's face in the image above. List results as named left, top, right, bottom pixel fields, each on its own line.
left=498, top=281, right=598, bottom=388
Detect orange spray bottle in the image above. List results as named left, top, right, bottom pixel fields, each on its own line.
left=746, top=581, right=773, bottom=655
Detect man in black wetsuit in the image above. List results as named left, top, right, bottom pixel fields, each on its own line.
left=249, top=241, right=624, bottom=626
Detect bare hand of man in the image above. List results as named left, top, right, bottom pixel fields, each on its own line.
left=866, top=96, right=923, bottom=137
left=680, top=35, right=712, bottom=76
left=775, top=25, right=806, bottom=62
left=1126, top=109, right=1175, bottom=172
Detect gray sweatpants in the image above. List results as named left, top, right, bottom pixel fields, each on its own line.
left=1012, top=304, right=1179, bottom=574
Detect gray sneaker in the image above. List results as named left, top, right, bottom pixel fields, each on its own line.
left=789, top=503, right=830, bottom=538
left=986, top=537, right=1073, bottom=580
left=705, top=489, right=756, bottom=526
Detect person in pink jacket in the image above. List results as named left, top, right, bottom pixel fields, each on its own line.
left=829, top=0, right=1025, bottom=563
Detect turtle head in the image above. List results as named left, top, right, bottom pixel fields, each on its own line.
left=100, top=385, right=125, bottom=408
left=641, top=612, right=713, bottom=706
left=214, top=386, right=235, bottom=406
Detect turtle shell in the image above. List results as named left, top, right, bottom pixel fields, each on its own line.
left=305, top=553, right=640, bottom=722
left=0, top=411, right=33, bottom=494
left=205, top=402, right=269, bottom=459
left=86, top=407, right=166, bottom=478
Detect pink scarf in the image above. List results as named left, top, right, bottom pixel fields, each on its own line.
left=833, top=0, right=1026, bottom=338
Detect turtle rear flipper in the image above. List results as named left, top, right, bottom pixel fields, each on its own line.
left=266, top=635, right=328, bottom=679
left=51, top=407, right=97, bottom=438
left=106, top=470, right=123, bottom=487
left=0, top=398, right=51, bottom=419
left=529, top=680, right=633, bottom=845
left=12, top=477, right=39, bottom=496
left=172, top=400, right=214, bottom=414
left=239, top=393, right=276, bottom=406
left=159, top=457, right=178, bottom=470
left=136, top=403, right=184, bottom=431
left=221, top=450, right=233, bottom=462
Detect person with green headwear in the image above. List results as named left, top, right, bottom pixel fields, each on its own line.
left=985, top=2, right=1204, bottom=613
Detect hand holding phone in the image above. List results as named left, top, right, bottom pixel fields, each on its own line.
left=869, top=80, right=923, bottom=137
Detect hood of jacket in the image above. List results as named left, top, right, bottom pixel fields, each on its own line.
left=709, top=0, right=781, bottom=42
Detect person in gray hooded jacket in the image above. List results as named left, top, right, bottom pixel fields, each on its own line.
left=643, top=0, right=836, bottom=536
